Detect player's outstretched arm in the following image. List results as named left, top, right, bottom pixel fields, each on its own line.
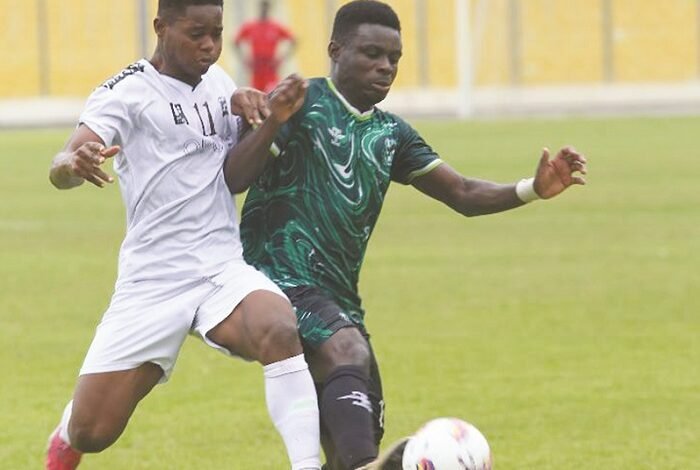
left=411, top=146, right=587, bottom=216
left=224, top=74, right=307, bottom=194
left=49, top=125, right=119, bottom=190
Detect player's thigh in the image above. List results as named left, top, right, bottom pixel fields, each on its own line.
left=207, top=290, right=299, bottom=361
left=195, top=261, right=299, bottom=363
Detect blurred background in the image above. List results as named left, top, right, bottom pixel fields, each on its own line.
left=3, top=0, right=700, bottom=126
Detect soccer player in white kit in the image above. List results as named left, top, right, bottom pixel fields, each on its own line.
left=45, top=1, right=320, bottom=469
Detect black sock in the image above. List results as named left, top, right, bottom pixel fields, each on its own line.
left=320, top=365, right=378, bottom=470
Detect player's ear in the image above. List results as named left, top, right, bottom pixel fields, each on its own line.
left=328, top=40, right=341, bottom=62
left=153, top=17, right=166, bottom=37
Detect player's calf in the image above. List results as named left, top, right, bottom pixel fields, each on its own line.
left=320, top=365, right=377, bottom=469
left=67, top=419, right=122, bottom=453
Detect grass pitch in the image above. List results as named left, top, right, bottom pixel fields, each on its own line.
left=1, top=116, right=698, bottom=468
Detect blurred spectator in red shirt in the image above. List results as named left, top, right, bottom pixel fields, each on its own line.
left=233, top=0, right=296, bottom=92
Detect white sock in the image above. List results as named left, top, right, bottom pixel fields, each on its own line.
left=264, top=354, right=321, bottom=470
left=57, top=400, right=73, bottom=445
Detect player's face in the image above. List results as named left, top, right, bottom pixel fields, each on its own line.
left=330, top=23, right=402, bottom=111
left=156, top=5, right=224, bottom=85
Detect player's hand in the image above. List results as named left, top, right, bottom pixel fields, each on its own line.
left=268, top=74, right=308, bottom=124
left=231, top=87, right=270, bottom=127
left=64, top=143, right=119, bottom=188
left=533, top=146, right=587, bottom=199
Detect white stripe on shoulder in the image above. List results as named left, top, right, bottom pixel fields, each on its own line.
left=406, top=159, right=444, bottom=183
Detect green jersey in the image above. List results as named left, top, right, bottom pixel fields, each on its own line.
left=241, top=78, right=442, bottom=323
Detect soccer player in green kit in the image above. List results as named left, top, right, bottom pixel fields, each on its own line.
left=224, top=1, right=588, bottom=469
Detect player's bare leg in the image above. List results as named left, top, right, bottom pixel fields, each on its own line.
left=206, top=290, right=321, bottom=470
left=46, top=363, right=162, bottom=469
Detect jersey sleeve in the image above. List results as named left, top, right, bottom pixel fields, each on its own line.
left=390, top=117, right=443, bottom=185
left=79, top=85, right=131, bottom=147
left=275, top=22, right=294, bottom=40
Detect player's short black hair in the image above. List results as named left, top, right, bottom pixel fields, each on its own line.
left=331, top=0, right=401, bottom=43
left=157, top=0, right=223, bottom=21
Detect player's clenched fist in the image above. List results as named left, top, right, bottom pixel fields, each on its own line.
left=268, top=74, right=308, bottom=124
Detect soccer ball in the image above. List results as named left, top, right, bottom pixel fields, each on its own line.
left=402, top=417, right=493, bottom=470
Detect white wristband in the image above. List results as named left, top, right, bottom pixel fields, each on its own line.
left=515, top=177, right=540, bottom=203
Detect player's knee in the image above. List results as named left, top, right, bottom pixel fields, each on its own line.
left=326, top=329, right=371, bottom=371
left=69, top=419, right=120, bottom=453
left=256, top=310, right=302, bottom=362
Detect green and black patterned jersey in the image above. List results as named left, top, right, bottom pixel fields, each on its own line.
left=240, top=77, right=442, bottom=324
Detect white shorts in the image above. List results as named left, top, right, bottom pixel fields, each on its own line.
left=79, top=259, right=286, bottom=383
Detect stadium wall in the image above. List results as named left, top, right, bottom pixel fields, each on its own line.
left=2, top=0, right=700, bottom=122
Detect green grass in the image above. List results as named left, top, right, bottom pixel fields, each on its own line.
left=1, top=116, right=698, bottom=469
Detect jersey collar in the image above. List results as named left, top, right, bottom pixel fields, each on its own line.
left=325, top=78, right=374, bottom=121
left=145, top=59, right=204, bottom=92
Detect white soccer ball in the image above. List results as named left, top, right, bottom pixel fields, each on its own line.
left=402, top=417, right=493, bottom=470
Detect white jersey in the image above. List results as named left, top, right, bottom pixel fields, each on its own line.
left=80, top=59, right=243, bottom=285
